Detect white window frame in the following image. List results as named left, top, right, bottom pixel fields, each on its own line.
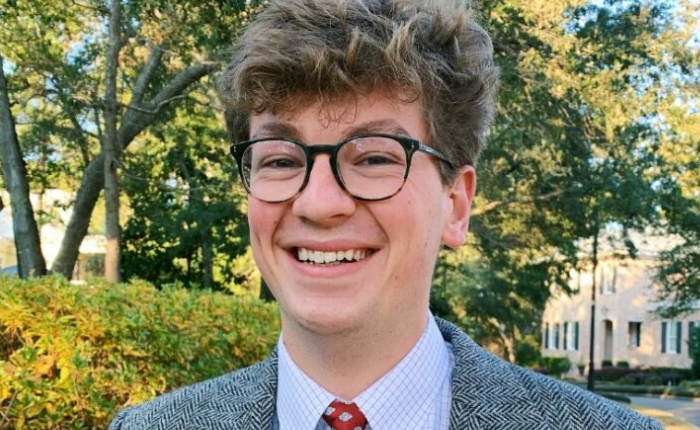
left=548, top=323, right=558, bottom=350
left=665, top=321, right=680, bottom=354
left=565, top=322, right=576, bottom=351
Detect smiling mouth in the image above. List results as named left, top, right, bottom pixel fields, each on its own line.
left=295, top=248, right=373, bottom=265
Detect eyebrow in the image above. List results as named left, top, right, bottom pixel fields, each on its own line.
left=250, top=119, right=414, bottom=143
left=251, top=122, right=303, bottom=140
left=344, top=119, right=412, bottom=139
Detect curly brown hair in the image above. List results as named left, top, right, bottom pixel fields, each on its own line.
left=219, top=0, right=499, bottom=180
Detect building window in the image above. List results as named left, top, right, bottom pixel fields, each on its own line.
left=662, top=321, right=682, bottom=354
left=563, top=322, right=579, bottom=351
left=600, top=266, right=616, bottom=294
left=628, top=322, right=641, bottom=348
left=546, top=323, right=559, bottom=350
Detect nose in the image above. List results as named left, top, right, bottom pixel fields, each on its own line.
left=291, top=154, right=356, bottom=223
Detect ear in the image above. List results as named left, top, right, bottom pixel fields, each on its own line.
left=441, top=165, right=476, bottom=249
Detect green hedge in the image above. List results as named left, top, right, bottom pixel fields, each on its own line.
left=574, top=381, right=700, bottom=398
left=0, top=276, right=280, bottom=429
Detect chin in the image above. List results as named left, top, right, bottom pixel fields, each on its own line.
left=288, top=306, right=366, bottom=337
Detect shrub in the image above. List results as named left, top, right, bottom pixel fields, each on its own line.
left=616, top=374, right=639, bottom=385
left=645, top=374, right=664, bottom=385
left=514, top=335, right=542, bottom=367
left=680, top=380, right=700, bottom=389
left=0, top=276, right=280, bottom=429
left=539, top=357, right=571, bottom=378
left=615, top=361, right=630, bottom=368
left=624, top=372, right=649, bottom=385
left=601, top=359, right=613, bottom=368
left=660, top=371, right=683, bottom=386
left=594, top=366, right=633, bottom=382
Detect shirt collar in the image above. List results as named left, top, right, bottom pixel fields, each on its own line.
left=356, top=315, right=452, bottom=429
left=276, top=314, right=452, bottom=429
left=276, top=336, right=336, bottom=430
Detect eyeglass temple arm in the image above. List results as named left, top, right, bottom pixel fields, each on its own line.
left=416, top=142, right=455, bottom=167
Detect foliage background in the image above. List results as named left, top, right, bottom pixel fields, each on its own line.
left=0, top=276, right=280, bottom=429
left=0, top=0, right=699, bottom=427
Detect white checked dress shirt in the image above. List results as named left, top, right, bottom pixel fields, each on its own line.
left=272, top=315, right=453, bottom=430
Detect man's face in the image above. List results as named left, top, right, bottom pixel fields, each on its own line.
left=246, top=92, right=475, bottom=336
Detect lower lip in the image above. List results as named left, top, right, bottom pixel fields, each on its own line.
left=285, top=251, right=374, bottom=279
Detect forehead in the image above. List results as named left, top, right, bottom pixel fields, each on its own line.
left=248, top=92, right=428, bottom=143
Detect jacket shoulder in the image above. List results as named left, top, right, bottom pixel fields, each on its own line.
left=108, top=356, right=277, bottom=430
left=511, top=365, right=664, bottom=430
left=436, top=318, right=663, bottom=430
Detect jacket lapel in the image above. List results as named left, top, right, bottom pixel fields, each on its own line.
left=230, top=353, right=278, bottom=430
left=194, top=350, right=278, bottom=430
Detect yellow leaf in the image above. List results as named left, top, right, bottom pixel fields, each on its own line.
left=0, top=386, right=10, bottom=402
left=60, top=366, right=72, bottom=382
left=33, top=354, right=56, bottom=376
left=26, top=402, right=44, bottom=418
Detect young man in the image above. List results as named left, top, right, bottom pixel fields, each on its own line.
left=110, top=0, right=662, bottom=429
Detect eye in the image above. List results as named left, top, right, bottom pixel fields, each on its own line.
left=342, top=137, right=406, bottom=167
left=357, top=153, right=402, bottom=165
left=246, top=139, right=306, bottom=172
left=261, top=156, right=303, bottom=169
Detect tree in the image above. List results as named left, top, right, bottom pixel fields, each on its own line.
left=0, top=50, right=46, bottom=277
left=120, top=96, right=250, bottom=292
left=0, top=0, right=262, bottom=279
left=432, top=0, right=700, bottom=365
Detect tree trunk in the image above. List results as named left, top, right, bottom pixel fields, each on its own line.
left=503, top=333, right=517, bottom=364
left=50, top=154, right=104, bottom=278
left=50, top=62, right=215, bottom=279
left=201, top=228, right=214, bottom=290
left=103, top=0, right=122, bottom=283
left=0, top=52, right=47, bottom=278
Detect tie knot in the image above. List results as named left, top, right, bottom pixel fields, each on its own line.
left=322, top=400, right=368, bottom=430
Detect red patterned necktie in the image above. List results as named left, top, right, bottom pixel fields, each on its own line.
left=322, top=400, right=368, bottom=430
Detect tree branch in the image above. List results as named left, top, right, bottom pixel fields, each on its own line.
left=148, top=62, right=217, bottom=108
left=69, top=0, right=108, bottom=14
left=53, top=58, right=217, bottom=278
left=130, top=45, right=164, bottom=106
left=119, top=61, right=217, bottom=147
left=121, top=94, right=188, bottom=115
left=0, top=389, right=18, bottom=430
left=472, top=189, right=566, bottom=216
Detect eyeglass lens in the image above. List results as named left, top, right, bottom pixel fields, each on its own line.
left=241, top=136, right=409, bottom=202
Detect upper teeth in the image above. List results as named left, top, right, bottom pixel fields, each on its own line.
left=297, top=248, right=369, bottom=264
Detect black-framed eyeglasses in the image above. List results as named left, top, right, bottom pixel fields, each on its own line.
left=230, top=133, right=455, bottom=203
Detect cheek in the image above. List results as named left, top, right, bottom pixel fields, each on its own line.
left=382, top=195, right=442, bottom=255
left=247, top=201, right=283, bottom=249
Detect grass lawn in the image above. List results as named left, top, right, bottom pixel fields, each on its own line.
left=629, top=404, right=700, bottom=430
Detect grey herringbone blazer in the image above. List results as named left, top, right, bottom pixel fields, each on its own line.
left=109, top=318, right=663, bottom=429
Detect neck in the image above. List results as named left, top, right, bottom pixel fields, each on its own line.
left=282, top=310, right=429, bottom=399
